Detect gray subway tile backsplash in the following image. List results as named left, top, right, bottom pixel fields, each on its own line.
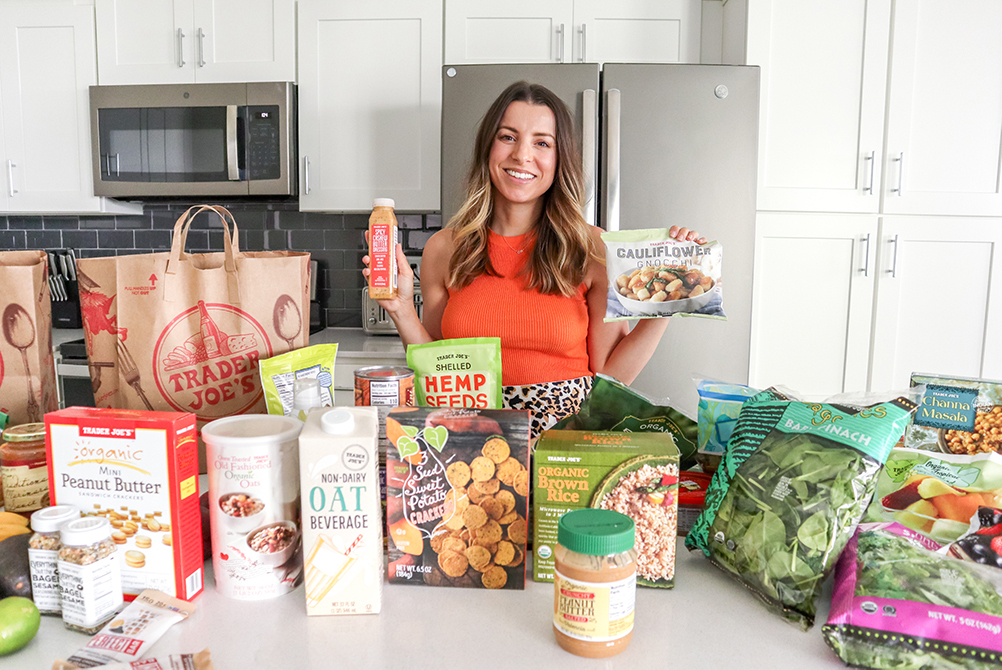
left=0, top=201, right=442, bottom=329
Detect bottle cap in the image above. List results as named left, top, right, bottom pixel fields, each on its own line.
left=60, top=517, right=112, bottom=547
left=373, top=198, right=395, bottom=208
left=31, top=505, right=81, bottom=533
left=321, top=409, right=355, bottom=435
left=557, top=508, right=635, bottom=556
left=293, top=378, right=322, bottom=410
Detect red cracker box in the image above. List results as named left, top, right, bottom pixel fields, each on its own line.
left=45, top=407, right=203, bottom=602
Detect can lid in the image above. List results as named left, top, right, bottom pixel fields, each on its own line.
left=60, top=517, right=111, bottom=546
left=557, top=508, right=634, bottom=556
left=2, top=422, right=45, bottom=442
left=373, top=198, right=395, bottom=208
left=321, top=409, right=355, bottom=435
left=293, top=378, right=321, bottom=410
left=31, top=505, right=81, bottom=533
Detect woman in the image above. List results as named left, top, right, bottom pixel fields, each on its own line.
left=366, top=81, right=704, bottom=437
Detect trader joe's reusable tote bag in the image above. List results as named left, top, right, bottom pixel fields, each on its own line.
left=77, top=205, right=310, bottom=427
left=0, top=250, right=59, bottom=424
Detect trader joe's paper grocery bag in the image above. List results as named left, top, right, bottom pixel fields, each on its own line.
left=0, top=250, right=58, bottom=424
left=76, top=205, right=310, bottom=468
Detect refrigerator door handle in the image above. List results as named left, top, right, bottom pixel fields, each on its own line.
left=582, top=89, right=597, bottom=225
left=605, top=88, right=621, bottom=231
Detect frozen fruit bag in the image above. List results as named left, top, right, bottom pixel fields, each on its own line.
left=823, top=522, right=1002, bottom=669
left=407, top=337, right=503, bottom=409
left=694, top=376, right=758, bottom=462
left=259, top=343, right=339, bottom=417
left=601, top=228, right=724, bottom=322
left=685, top=387, right=920, bottom=629
left=943, top=505, right=1002, bottom=566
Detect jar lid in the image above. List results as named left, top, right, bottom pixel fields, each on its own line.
left=321, top=409, right=355, bottom=435
left=31, top=505, right=81, bottom=533
left=679, top=471, right=712, bottom=506
left=373, top=198, right=395, bottom=208
left=60, top=517, right=111, bottom=546
left=3, top=422, right=45, bottom=442
left=558, top=509, right=635, bottom=556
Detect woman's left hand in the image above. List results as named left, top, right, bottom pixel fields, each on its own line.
left=669, top=226, right=708, bottom=245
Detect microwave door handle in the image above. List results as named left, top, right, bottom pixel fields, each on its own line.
left=226, top=105, right=239, bottom=181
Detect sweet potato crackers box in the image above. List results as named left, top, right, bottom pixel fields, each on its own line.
left=533, top=430, right=679, bottom=587
left=385, top=407, right=531, bottom=589
left=46, top=407, right=203, bottom=601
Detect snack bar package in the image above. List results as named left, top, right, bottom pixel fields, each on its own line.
left=693, top=377, right=758, bottom=473
left=824, top=522, right=1002, bottom=669
left=260, top=343, right=339, bottom=417
left=385, top=407, right=531, bottom=589
left=685, top=387, right=919, bottom=629
left=406, top=338, right=503, bottom=409
left=866, top=446, right=1002, bottom=545
left=552, top=374, right=697, bottom=470
left=601, top=228, right=724, bottom=321
left=900, top=373, right=1002, bottom=455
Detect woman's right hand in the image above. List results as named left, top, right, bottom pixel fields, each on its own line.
left=362, top=234, right=416, bottom=317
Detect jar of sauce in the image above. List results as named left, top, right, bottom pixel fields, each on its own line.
left=553, top=508, right=637, bottom=658
left=0, top=422, right=48, bottom=513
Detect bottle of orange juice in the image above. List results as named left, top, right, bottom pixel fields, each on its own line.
left=368, top=198, right=398, bottom=300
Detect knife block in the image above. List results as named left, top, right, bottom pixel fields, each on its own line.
left=52, top=279, right=82, bottom=329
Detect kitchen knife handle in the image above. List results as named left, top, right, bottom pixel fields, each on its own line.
left=177, top=28, right=186, bottom=68
left=888, top=234, right=900, bottom=278
left=861, top=233, right=871, bottom=277
left=304, top=156, right=311, bottom=195
left=556, top=24, right=564, bottom=63
left=579, top=23, right=587, bottom=62
left=6, top=160, right=15, bottom=197
left=582, top=89, right=597, bottom=225
left=605, top=88, right=621, bottom=232
left=863, top=150, right=874, bottom=194
left=197, top=28, right=206, bottom=67
left=891, top=152, right=904, bottom=195
left=226, top=105, right=239, bottom=181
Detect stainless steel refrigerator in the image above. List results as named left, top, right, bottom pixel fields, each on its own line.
left=441, top=63, right=759, bottom=418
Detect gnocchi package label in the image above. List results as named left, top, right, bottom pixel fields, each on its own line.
left=602, top=228, right=725, bottom=321
left=45, top=407, right=204, bottom=602
left=385, top=407, right=531, bottom=589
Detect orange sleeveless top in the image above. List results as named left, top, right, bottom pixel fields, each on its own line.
left=441, top=229, right=592, bottom=386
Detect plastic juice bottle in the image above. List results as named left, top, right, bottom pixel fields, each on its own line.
left=368, top=198, right=398, bottom=300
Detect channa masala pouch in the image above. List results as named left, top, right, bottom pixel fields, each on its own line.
left=407, top=337, right=503, bottom=409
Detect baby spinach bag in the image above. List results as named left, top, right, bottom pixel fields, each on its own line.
left=407, top=337, right=503, bottom=409
left=685, top=387, right=919, bottom=629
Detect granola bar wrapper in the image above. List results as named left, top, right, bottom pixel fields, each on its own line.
left=52, top=590, right=196, bottom=669
left=57, top=650, right=213, bottom=670
left=76, top=205, right=309, bottom=472
left=602, top=228, right=725, bottom=321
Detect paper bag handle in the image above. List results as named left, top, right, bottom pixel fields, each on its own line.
left=163, top=205, right=241, bottom=303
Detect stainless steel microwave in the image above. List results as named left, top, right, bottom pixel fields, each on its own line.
left=89, top=82, right=295, bottom=197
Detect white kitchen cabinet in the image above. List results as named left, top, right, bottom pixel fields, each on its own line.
left=869, top=217, right=1002, bottom=390
left=881, top=1, right=1002, bottom=217
left=95, top=0, right=296, bottom=85
left=746, top=0, right=890, bottom=214
left=298, top=0, right=442, bottom=212
left=444, top=0, right=701, bottom=65
left=0, top=2, right=140, bottom=215
left=749, top=213, right=878, bottom=397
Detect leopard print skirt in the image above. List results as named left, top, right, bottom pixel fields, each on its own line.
left=502, top=375, right=593, bottom=443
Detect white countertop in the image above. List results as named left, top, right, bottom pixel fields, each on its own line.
left=309, top=327, right=405, bottom=359
left=14, top=539, right=845, bottom=669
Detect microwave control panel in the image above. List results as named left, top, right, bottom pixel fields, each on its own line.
left=246, top=105, right=281, bottom=180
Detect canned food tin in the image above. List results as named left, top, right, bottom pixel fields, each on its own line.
left=354, top=366, right=415, bottom=407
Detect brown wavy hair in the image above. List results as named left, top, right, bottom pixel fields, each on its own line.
left=446, top=81, right=601, bottom=297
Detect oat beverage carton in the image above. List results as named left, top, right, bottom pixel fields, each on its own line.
left=298, top=407, right=382, bottom=615
left=533, top=430, right=679, bottom=588
left=45, top=407, right=203, bottom=601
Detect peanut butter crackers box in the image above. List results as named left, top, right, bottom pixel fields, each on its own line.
left=533, top=430, right=680, bottom=587
left=385, top=407, right=531, bottom=589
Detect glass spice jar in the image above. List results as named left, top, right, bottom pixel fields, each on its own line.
left=29, top=505, right=81, bottom=615
left=58, top=517, right=123, bottom=634
left=0, top=422, right=48, bottom=513
left=553, top=508, right=638, bottom=659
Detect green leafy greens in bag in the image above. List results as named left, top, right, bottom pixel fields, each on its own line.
left=685, top=387, right=919, bottom=629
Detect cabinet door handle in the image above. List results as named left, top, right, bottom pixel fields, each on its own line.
left=556, top=24, right=564, bottom=63
left=304, top=156, right=311, bottom=195
left=862, top=150, right=874, bottom=194
left=197, top=28, right=206, bottom=67
left=579, top=23, right=587, bottom=62
left=177, top=28, right=186, bottom=68
left=888, top=234, right=899, bottom=278
left=861, top=233, right=871, bottom=277
left=6, top=160, right=15, bottom=197
left=891, top=152, right=904, bottom=195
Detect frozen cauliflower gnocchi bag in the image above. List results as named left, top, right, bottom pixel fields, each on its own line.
left=602, top=228, right=724, bottom=321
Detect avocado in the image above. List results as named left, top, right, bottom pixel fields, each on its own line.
left=0, top=534, right=32, bottom=600
left=0, top=596, right=40, bottom=656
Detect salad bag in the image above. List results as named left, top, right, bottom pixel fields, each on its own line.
left=824, top=522, right=1002, bottom=669
left=685, top=387, right=919, bottom=629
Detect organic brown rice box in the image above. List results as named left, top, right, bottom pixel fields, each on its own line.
left=532, top=430, right=679, bottom=587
